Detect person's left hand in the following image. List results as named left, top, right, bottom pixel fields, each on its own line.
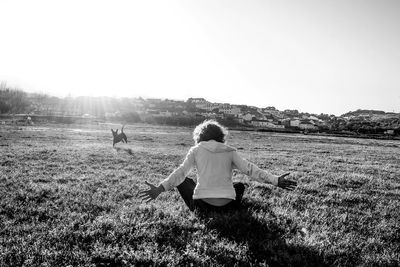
left=138, top=181, right=164, bottom=203
left=277, top=173, right=297, bottom=191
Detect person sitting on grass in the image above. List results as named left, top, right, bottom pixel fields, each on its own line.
left=139, top=120, right=297, bottom=212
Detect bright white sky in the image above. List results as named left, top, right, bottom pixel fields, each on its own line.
left=1, top=0, right=399, bottom=115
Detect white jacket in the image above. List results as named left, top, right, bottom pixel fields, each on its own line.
left=161, top=140, right=279, bottom=200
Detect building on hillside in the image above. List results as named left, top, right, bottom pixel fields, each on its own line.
left=188, top=98, right=208, bottom=107
left=219, top=106, right=241, bottom=116
left=384, top=129, right=395, bottom=135
left=251, top=119, right=285, bottom=129
left=299, top=122, right=318, bottom=130
left=290, top=119, right=301, bottom=127
left=189, top=99, right=213, bottom=110
left=200, top=112, right=218, bottom=119
left=259, top=113, right=275, bottom=121
left=262, top=108, right=283, bottom=118
left=188, top=97, right=207, bottom=103
left=284, top=109, right=300, bottom=116
left=240, top=113, right=254, bottom=122
left=301, top=114, right=310, bottom=119
left=200, top=103, right=218, bottom=112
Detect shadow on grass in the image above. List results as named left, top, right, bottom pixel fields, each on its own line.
left=114, top=146, right=134, bottom=155
left=199, top=200, right=327, bottom=266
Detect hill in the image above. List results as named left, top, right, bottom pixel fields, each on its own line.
left=1, top=84, right=399, bottom=138
left=342, top=109, right=385, bottom=117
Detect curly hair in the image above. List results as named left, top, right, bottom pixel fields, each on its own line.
left=193, top=120, right=228, bottom=144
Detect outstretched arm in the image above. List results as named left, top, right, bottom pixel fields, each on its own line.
left=160, top=147, right=196, bottom=191
left=277, top=173, right=297, bottom=191
left=233, top=151, right=297, bottom=190
left=139, top=147, right=196, bottom=203
left=138, top=181, right=165, bottom=203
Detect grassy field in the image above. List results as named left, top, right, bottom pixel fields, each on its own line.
left=0, top=123, right=399, bottom=266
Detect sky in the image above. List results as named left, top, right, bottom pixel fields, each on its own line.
left=1, top=0, right=399, bottom=115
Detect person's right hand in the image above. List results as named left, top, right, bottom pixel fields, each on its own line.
left=277, top=173, right=297, bottom=191
left=138, top=181, right=164, bottom=203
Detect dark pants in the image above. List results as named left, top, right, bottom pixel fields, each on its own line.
left=176, top=177, right=245, bottom=212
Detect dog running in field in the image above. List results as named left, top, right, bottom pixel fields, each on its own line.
left=111, top=125, right=128, bottom=147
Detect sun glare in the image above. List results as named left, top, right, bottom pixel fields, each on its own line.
left=1, top=0, right=400, bottom=114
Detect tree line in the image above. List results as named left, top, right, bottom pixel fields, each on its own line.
left=0, top=84, right=30, bottom=114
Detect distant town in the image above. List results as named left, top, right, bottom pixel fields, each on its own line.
left=1, top=86, right=399, bottom=138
